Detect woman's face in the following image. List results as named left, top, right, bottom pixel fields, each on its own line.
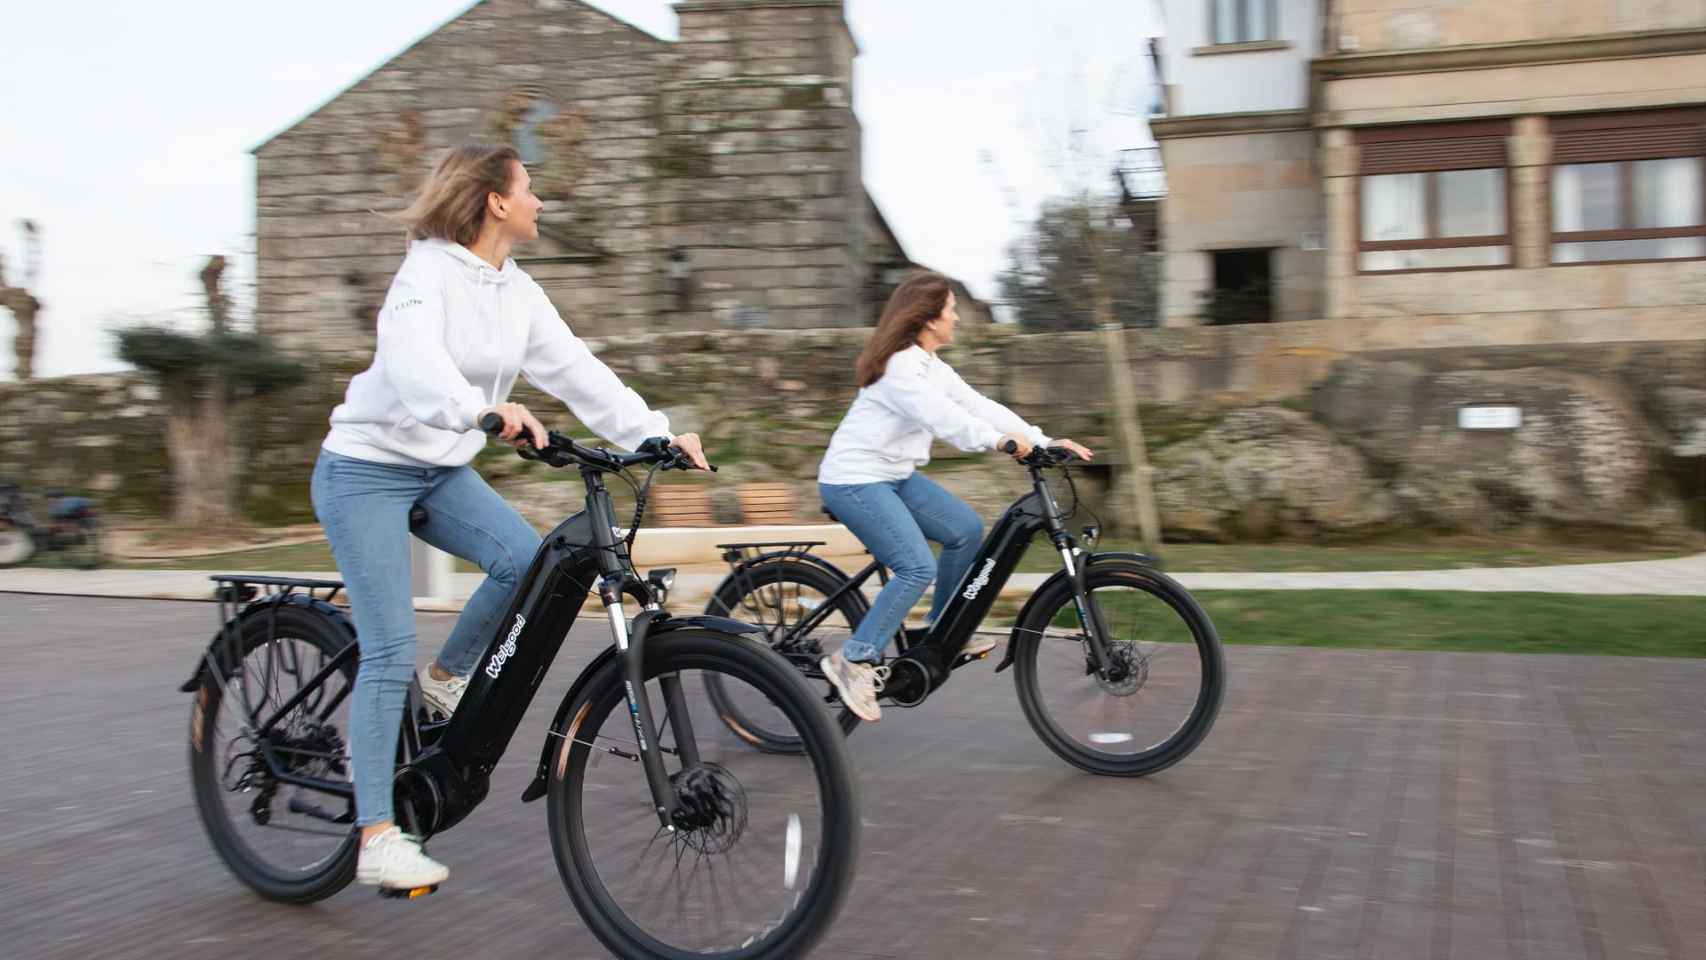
left=926, top=291, right=959, bottom=346
left=495, top=160, right=543, bottom=243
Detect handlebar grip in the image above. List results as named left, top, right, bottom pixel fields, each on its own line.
left=1000, top=439, right=1019, bottom=455
left=478, top=412, right=506, bottom=436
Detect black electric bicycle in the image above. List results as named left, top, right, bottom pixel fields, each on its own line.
left=705, top=444, right=1224, bottom=777
left=182, top=421, right=858, bottom=960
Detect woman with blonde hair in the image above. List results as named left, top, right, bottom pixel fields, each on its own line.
left=311, top=144, right=707, bottom=892
left=816, top=271, right=1092, bottom=722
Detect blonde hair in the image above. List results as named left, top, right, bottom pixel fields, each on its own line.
left=394, top=143, right=520, bottom=245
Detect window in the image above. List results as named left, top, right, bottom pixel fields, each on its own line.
left=1210, top=0, right=1277, bottom=45
left=1201, top=249, right=1273, bottom=325
left=1550, top=109, right=1706, bottom=264
left=512, top=95, right=558, bottom=165
left=1355, top=121, right=1511, bottom=273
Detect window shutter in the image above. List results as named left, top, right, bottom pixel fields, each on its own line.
left=1356, top=121, right=1512, bottom=175
left=1552, top=121, right=1704, bottom=164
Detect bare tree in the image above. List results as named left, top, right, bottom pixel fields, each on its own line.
left=117, top=256, right=303, bottom=531
left=988, top=120, right=1165, bottom=555
left=0, top=220, right=43, bottom=381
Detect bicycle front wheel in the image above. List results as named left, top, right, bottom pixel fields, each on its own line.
left=547, top=628, right=858, bottom=960
left=1012, top=556, right=1224, bottom=777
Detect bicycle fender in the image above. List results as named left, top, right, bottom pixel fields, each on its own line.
left=177, top=593, right=356, bottom=693
left=520, top=614, right=767, bottom=803
left=991, top=552, right=1157, bottom=674
left=704, top=553, right=867, bottom=617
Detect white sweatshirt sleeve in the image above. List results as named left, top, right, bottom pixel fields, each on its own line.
left=939, top=363, right=1050, bottom=447
left=375, top=265, right=491, bottom=432
left=520, top=287, right=671, bottom=451
left=867, top=350, right=1004, bottom=453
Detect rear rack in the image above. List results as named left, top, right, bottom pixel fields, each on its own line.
left=201, top=575, right=352, bottom=712
left=209, top=574, right=345, bottom=607
left=716, top=541, right=825, bottom=566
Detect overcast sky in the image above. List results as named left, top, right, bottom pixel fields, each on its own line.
left=0, top=0, right=1157, bottom=379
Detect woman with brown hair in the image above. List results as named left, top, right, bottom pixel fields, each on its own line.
left=816, top=271, right=1092, bottom=722
left=311, top=143, right=707, bottom=892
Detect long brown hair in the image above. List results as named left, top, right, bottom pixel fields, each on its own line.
left=393, top=143, right=520, bottom=245
left=855, top=271, right=953, bottom=387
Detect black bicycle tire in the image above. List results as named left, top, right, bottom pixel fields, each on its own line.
left=546, top=628, right=859, bottom=960
left=1012, top=557, right=1225, bottom=777
left=188, top=605, right=360, bottom=903
left=704, top=560, right=862, bottom=752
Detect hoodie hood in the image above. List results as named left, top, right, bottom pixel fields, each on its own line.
left=419, top=237, right=517, bottom=286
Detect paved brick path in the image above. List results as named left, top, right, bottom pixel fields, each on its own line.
left=3, top=595, right=1701, bottom=959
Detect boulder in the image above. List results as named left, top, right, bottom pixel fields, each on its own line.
left=1152, top=407, right=1396, bottom=541
left=1314, top=359, right=1676, bottom=531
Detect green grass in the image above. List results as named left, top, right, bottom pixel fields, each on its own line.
left=1017, top=537, right=1694, bottom=574
left=957, top=589, right=1704, bottom=658
left=1193, top=590, right=1706, bottom=658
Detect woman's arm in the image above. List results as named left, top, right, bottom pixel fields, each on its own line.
left=867, top=351, right=1005, bottom=453
left=938, top=363, right=1049, bottom=447
left=519, top=288, right=672, bottom=451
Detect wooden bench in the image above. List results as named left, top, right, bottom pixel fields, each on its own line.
left=737, top=482, right=797, bottom=525
left=648, top=485, right=715, bottom=527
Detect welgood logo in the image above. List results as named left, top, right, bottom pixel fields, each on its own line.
left=961, top=558, right=998, bottom=600
left=485, top=613, right=527, bottom=679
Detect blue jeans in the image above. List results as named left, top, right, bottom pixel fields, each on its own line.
left=310, top=449, right=542, bottom=827
left=818, top=473, right=983, bottom=663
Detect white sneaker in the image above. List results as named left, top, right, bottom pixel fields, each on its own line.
left=820, top=652, right=881, bottom=723
left=417, top=666, right=468, bottom=720
left=961, top=633, right=999, bottom=658
left=356, top=827, right=449, bottom=889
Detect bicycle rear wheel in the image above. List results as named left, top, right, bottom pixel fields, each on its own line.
left=704, top=560, right=863, bottom=752
left=188, top=605, right=359, bottom=902
left=547, top=628, right=858, bottom=960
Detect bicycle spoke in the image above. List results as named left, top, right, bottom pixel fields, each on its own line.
left=566, top=659, right=841, bottom=955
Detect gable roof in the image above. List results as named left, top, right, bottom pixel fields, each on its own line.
left=250, top=0, right=668, bottom=154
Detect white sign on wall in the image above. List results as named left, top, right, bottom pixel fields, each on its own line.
left=1458, top=405, right=1523, bottom=430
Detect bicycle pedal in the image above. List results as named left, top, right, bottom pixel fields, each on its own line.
left=378, top=883, right=439, bottom=900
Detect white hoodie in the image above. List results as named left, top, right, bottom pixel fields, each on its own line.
left=817, top=345, right=1049, bottom=485
left=322, top=239, right=669, bottom=467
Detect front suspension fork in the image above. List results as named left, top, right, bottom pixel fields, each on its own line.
left=1056, top=538, right=1116, bottom=676
left=603, top=577, right=702, bottom=829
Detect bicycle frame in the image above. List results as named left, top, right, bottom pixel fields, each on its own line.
left=184, top=459, right=748, bottom=838
left=741, top=458, right=1119, bottom=695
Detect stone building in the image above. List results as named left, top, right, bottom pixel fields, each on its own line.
left=1148, top=0, right=1706, bottom=341
left=253, top=0, right=963, bottom=353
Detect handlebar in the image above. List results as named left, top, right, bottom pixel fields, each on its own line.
left=479, top=413, right=716, bottom=473
left=999, top=439, right=1080, bottom=468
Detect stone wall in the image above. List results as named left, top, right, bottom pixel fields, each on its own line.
left=7, top=319, right=1699, bottom=539
left=0, top=374, right=170, bottom=513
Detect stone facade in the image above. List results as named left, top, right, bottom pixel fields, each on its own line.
left=1151, top=1, right=1706, bottom=347
left=1334, top=0, right=1706, bottom=52
left=254, top=0, right=915, bottom=353
left=1156, top=125, right=1324, bottom=327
